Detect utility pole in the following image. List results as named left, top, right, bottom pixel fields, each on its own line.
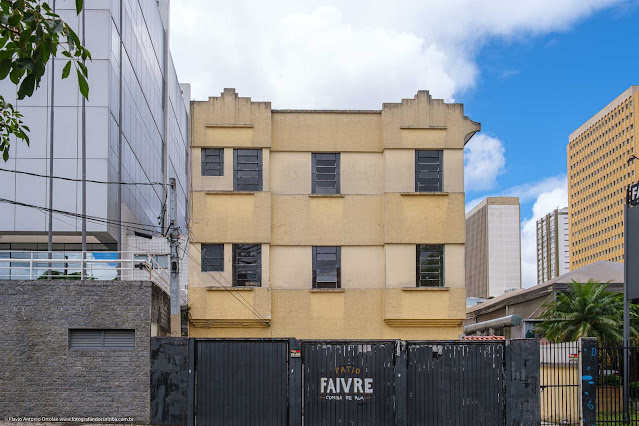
left=168, top=178, right=181, bottom=336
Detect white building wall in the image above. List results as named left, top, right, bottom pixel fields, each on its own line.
left=487, top=204, right=522, bottom=297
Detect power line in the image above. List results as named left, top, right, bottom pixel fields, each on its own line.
left=0, top=167, right=164, bottom=186
left=0, top=198, right=162, bottom=234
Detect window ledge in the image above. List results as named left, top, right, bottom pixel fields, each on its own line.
left=309, top=194, right=345, bottom=198
left=206, top=286, right=255, bottom=291
left=310, top=288, right=345, bottom=293
left=204, top=190, right=259, bottom=195
left=400, top=125, right=447, bottom=130
left=400, top=192, right=449, bottom=196
left=205, top=123, right=254, bottom=128
left=401, top=287, right=449, bottom=291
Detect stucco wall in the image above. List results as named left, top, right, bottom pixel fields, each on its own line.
left=0, top=280, right=160, bottom=423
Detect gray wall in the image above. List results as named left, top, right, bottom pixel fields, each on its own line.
left=0, top=280, right=167, bottom=423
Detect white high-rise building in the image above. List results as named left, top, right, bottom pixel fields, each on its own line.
left=536, top=207, right=570, bottom=284
left=465, top=197, right=522, bottom=298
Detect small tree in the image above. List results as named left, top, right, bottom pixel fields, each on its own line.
left=535, top=280, right=637, bottom=345
left=1, top=0, right=91, bottom=161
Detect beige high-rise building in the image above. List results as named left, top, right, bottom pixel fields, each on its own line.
left=568, top=86, right=638, bottom=268
left=536, top=207, right=570, bottom=284
left=187, top=89, right=480, bottom=339
left=465, top=197, right=522, bottom=298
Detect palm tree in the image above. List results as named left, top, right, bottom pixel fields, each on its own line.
left=535, top=280, right=634, bottom=345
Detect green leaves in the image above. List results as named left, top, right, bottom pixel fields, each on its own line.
left=0, top=0, right=90, bottom=159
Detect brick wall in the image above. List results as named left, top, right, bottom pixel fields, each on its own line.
left=0, top=280, right=163, bottom=423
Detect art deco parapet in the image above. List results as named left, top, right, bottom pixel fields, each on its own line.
left=191, top=88, right=272, bottom=148
left=382, top=90, right=481, bottom=149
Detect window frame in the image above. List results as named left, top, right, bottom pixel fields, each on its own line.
left=312, top=153, right=341, bottom=195
left=312, top=246, right=341, bottom=288
left=232, top=244, right=262, bottom=287
left=415, top=150, right=443, bottom=192
left=233, top=149, right=263, bottom=191
left=416, top=244, right=444, bottom=287
left=201, top=148, right=224, bottom=177
left=201, top=244, right=224, bottom=272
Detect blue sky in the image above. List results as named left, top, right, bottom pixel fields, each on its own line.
left=171, top=0, right=638, bottom=287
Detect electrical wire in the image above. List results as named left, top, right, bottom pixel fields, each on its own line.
left=0, top=198, right=162, bottom=234
left=0, top=167, right=164, bottom=186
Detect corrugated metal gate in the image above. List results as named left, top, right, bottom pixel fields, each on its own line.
left=303, top=341, right=396, bottom=426
left=194, top=340, right=289, bottom=426
left=407, top=342, right=506, bottom=425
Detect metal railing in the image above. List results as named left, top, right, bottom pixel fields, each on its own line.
left=0, top=250, right=170, bottom=293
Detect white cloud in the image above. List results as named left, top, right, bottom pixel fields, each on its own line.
left=520, top=178, right=568, bottom=288
left=464, top=134, right=506, bottom=192
left=170, top=0, right=620, bottom=108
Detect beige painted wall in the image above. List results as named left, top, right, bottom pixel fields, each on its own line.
left=270, top=152, right=311, bottom=194
left=270, top=245, right=312, bottom=289
left=341, top=153, right=384, bottom=195
left=384, top=149, right=414, bottom=193
left=189, top=243, right=270, bottom=288
left=272, top=195, right=383, bottom=245
left=443, top=149, right=464, bottom=193
left=341, top=246, right=385, bottom=288
left=191, top=192, right=271, bottom=243
left=384, top=193, right=465, bottom=243
left=272, top=112, right=383, bottom=152
left=189, top=288, right=465, bottom=340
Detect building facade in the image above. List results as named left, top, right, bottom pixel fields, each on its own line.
left=536, top=207, right=569, bottom=284
left=568, top=86, right=638, bottom=268
left=188, top=89, right=480, bottom=339
left=465, top=197, right=521, bottom=298
left=0, top=0, right=189, bottom=301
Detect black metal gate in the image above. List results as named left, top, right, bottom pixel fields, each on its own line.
left=194, top=340, right=289, bottom=426
left=407, top=342, right=506, bottom=425
left=303, top=341, right=396, bottom=426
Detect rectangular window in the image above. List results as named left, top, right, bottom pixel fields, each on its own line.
left=201, top=148, right=224, bottom=176
left=312, top=153, right=340, bottom=194
left=234, top=149, right=262, bottom=191
left=233, top=244, right=261, bottom=286
left=416, top=244, right=444, bottom=287
left=312, top=246, right=341, bottom=288
left=415, top=150, right=443, bottom=192
left=201, top=244, right=224, bottom=272
left=69, top=329, right=135, bottom=350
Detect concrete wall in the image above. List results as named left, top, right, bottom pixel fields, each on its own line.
left=189, top=89, right=480, bottom=339
left=0, top=280, right=166, bottom=423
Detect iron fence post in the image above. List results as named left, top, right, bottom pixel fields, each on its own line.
left=394, top=340, right=407, bottom=426
left=288, top=338, right=302, bottom=426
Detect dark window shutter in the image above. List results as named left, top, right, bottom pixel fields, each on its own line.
left=415, top=150, right=443, bottom=192
left=69, top=329, right=135, bottom=350
left=312, top=153, right=340, bottom=194
left=312, top=246, right=341, bottom=288
left=416, top=244, right=444, bottom=287
left=201, top=244, right=224, bottom=272
left=201, top=148, right=224, bottom=176
left=233, top=149, right=262, bottom=191
left=232, top=244, right=262, bottom=286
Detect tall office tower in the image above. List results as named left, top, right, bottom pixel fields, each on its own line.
left=188, top=89, right=481, bottom=339
left=568, top=86, right=638, bottom=268
left=536, top=207, right=570, bottom=284
left=0, top=1, right=190, bottom=301
left=465, top=197, right=522, bottom=298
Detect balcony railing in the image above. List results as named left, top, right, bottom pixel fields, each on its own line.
left=0, top=251, right=170, bottom=293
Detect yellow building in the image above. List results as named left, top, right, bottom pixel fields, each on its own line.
left=188, top=88, right=480, bottom=339
left=568, top=86, right=638, bottom=269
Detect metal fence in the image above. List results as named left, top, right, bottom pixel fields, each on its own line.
left=596, top=345, right=639, bottom=425
left=540, top=341, right=581, bottom=425
left=0, top=250, right=170, bottom=292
